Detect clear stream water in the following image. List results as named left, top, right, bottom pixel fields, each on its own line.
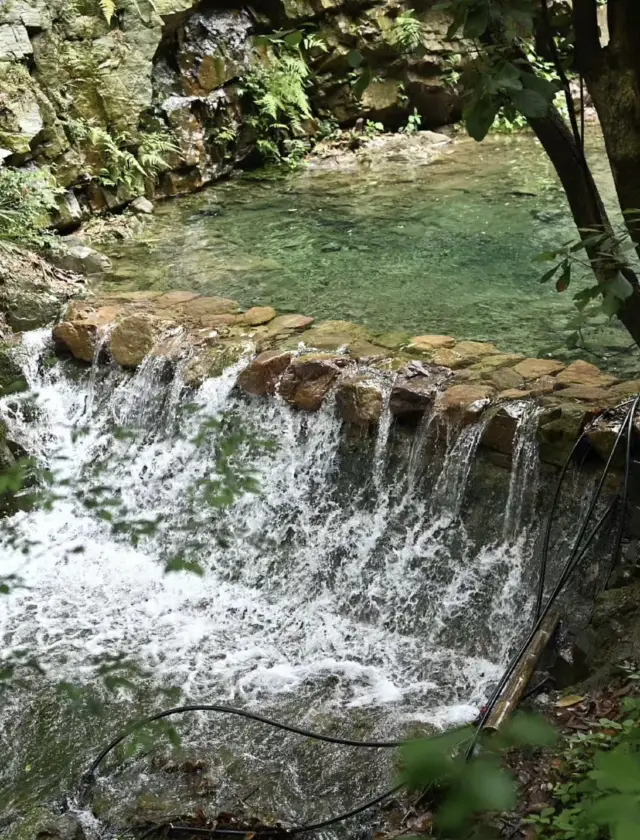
left=102, top=133, right=640, bottom=376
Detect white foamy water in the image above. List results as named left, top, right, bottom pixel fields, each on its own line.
left=0, top=336, right=539, bottom=827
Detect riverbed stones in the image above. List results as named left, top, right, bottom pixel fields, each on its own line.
left=488, top=367, right=525, bottom=392
left=109, top=313, right=167, bottom=368
left=335, top=375, right=383, bottom=425
left=294, top=319, right=370, bottom=352
left=263, top=313, right=315, bottom=339
left=279, top=354, right=347, bottom=411
left=555, top=359, right=618, bottom=390
left=408, top=334, right=455, bottom=353
left=431, top=340, right=499, bottom=370
left=236, top=349, right=292, bottom=396
left=389, top=362, right=452, bottom=419
left=514, top=358, right=565, bottom=380
left=240, top=306, right=277, bottom=326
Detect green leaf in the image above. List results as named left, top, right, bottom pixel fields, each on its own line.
left=464, top=96, right=500, bottom=141
left=539, top=264, right=561, bottom=283
left=556, top=262, right=571, bottom=292
left=502, top=713, right=558, bottom=747
left=573, top=285, right=601, bottom=310
left=520, top=72, right=561, bottom=101
left=446, top=6, right=467, bottom=39
left=352, top=64, right=372, bottom=99
left=510, top=88, right=550, bottom=119
left=463, top=6, right=489, bottom=38
left=534, top=250, right=560, bottom=263
left=462, top=758, right=517, bottom=811
left=492, top=62, right=523, bottom=93
left=593, top=748, right=640, bottom=793
left=283, top=30, right=303, bottom=47
left=347, top=49, right=363, bottom=68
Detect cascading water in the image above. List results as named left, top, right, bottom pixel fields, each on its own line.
left=503, top=403, right=541, bottom=543
left=0, top=336, right=542, bottom=834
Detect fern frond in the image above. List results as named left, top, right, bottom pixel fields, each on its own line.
left=391, top=12, right=424, bottom=53
left=99, top=0, right=117, bottom=24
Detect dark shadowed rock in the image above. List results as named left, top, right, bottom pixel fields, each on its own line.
left=279, top=354, right=347, bottom=411
left=389, top=361, right=452, bottom=419
left=236, top=350, right=292, bottom=396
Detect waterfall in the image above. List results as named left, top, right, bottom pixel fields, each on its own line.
left=431, top=419, right=489, bottom=522
left=503, top=402, right=541, bottom=542
left=0, top=338, right=544, bottom=830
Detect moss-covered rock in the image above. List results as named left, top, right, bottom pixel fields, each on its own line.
left=0, top=341, right=27, bottom=397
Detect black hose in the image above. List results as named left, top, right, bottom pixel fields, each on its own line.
left=134, top=783, right=405, bottom=838
left=536, top=397, right=639, bottom=619
left=80, top=703, right=473, bottom=803
left=534, top=430, right=589, bottom=620
left=465, top=494, right=619, bottom=761
left=604, top=398, right=639, bottom=587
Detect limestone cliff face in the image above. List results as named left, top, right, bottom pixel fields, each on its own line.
left=0, top=0, right=462, bottom=219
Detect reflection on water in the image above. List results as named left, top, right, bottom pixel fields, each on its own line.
left=103, top=133, right=640, bottom=375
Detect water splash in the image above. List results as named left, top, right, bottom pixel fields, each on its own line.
left=0, top=339, right=543, bottom=826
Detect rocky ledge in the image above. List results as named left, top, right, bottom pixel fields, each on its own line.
left=51, top=290, right=640, bottom=468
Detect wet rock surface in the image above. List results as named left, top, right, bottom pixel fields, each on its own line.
left=46, top=289, right=640, bottom=467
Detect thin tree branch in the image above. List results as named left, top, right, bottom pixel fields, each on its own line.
left=540, top=0, right=583, bottom=150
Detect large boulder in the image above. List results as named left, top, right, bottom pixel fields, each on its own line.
left=279, top=354, right=347, bottom=411
left=109, top=313, right=167, bottom=368
left=335, top=374, right=383, bottom=425
left=52, top=305, right=120, bottom=363
left=50, top=244, right=112, bottom=278
left=0, top=246, right=83, bottom=330
left=236, top=349, right=292, bottom=396
left=0, top=341, right=27, bottom=397
left=175, top=8, right=252, bottom=96
left=182, top=340, right=251, bottom=388
left=537, top=402, right=594, bottom=466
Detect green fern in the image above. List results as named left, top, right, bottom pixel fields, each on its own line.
left=99, top=0, right=116, bottom=24
left=137, top=132, right=180, bottom=180
left=391, top=11, right=424, bottom=53
left=240, top=40, right=312, bottom=164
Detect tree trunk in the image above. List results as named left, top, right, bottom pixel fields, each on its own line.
left=527, top=106, right=640, bottom=347
left=574, top=0, right=640, bottom=251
